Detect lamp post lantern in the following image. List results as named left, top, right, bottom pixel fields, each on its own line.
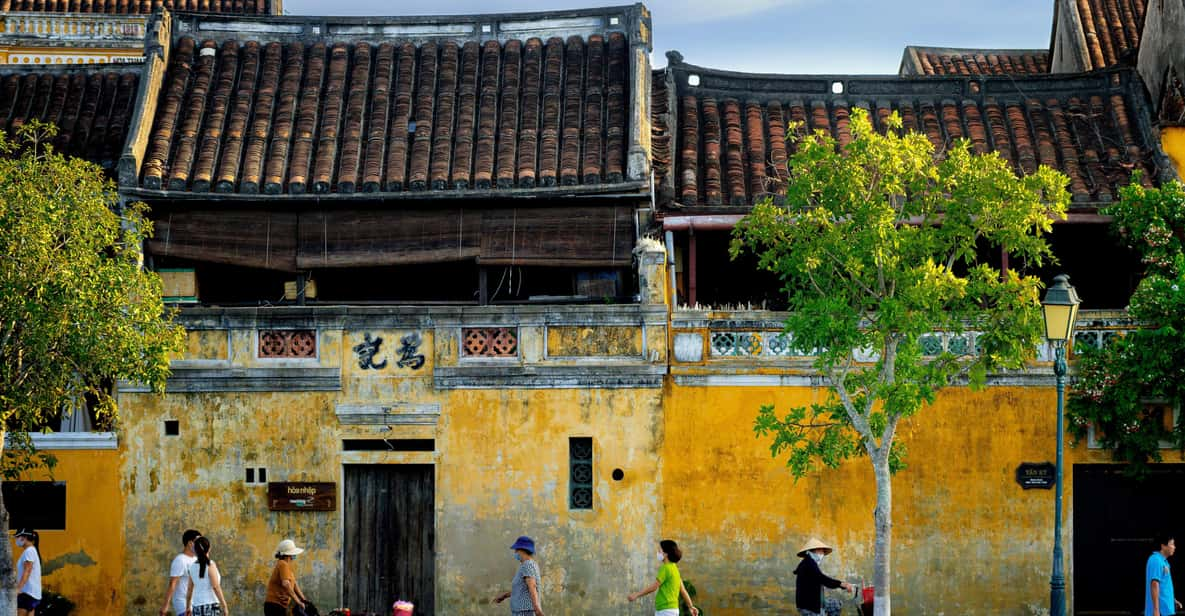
left=1042, top=274, right=1081, bottom=616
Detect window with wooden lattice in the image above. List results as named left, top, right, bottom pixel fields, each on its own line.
left=462, top=327, right=519, bottom=358
left=569, top=437, right=594, bottom=510
left=258, top=330, right=317, bottom=358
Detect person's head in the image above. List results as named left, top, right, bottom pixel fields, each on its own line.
left=510, top=536, right=535, bottom=562
left=1157, top=534, right=1176, bottom=557
left=194, top=536, right=212, bottom=578
left=14, top=529, right=38, bottom=552
left=182, top=529, right=202, bottom=552
left=659, top=540, right=682, bottom=564
left=796, top=538, right=833, bottom=562
left=275, top=538, right=304, bottom=561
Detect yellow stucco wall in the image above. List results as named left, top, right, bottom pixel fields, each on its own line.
left=661, top=383, right=1132, bottom=615
left=12, top=449, right=125, bottom=614
left=115, top=323, right=666, bottom=614
left=1162, top=126, right=1185, bottom=178
left=47, top=284, right=1145, bottom=614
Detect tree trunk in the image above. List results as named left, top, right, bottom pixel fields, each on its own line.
left=0, top=433, right=15, bottom=616
left=872, top=454, right=892, bottom=616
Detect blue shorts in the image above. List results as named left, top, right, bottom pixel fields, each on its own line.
left=17, top=593, right=39, bottom=611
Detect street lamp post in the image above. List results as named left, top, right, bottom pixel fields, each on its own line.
left=1042, top=274, right=1081, bottom=616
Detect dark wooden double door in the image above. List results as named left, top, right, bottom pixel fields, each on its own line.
left=344, top=465, right=435, bottom=615
left=1074, top=464, right=1185, bottom=615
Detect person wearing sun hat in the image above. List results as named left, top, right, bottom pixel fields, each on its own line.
left=12, top=529, right=41, bottom=616
left=492, top=536, right=544, bottom=616
left=793, top=538, right=852, bottom=616
left=264, top=539, right=308, bottom=616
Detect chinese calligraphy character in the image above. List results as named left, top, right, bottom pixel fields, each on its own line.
left=352, top=333, right=388, bottom=370
left=397, top=333, right=426, bottom=370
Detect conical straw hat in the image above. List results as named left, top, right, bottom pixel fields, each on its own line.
left=796, top=537, right=834, bottom=557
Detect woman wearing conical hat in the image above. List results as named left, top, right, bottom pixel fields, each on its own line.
left=792, top=538, right=852, bottom=616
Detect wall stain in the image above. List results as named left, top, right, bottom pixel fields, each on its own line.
left=41, top=550, right=97, bottom=576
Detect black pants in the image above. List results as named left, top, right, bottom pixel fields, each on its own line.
left=263, top=602, right=287, bottom=616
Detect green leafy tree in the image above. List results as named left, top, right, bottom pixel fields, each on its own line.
left=0, top=122, right=185, bottom=614
left=1067, top=180, right=1185, bottom=470
left=730, top=108, right=1069, bottom=614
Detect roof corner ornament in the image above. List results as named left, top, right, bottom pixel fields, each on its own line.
left=666, top=50, right=683, bottom=66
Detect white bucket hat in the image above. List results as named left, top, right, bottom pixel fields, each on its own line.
left=796, top=537, right=834, bottom=558
left=275, top=539, right=305, bottom=557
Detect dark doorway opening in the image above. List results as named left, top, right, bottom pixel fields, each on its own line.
left=1073, top=464, right=1185, bottom=615
left=344, top=464, right=435, bottom=615
left=1016, top=224, right=1142, bottom=310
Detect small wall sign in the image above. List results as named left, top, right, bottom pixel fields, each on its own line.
left=1016, top=462, right=1057, bottom=490
left=267, top=482, right=337, bottom=511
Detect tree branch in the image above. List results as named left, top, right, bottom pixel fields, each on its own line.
left=786, top=420, right=845, bottom=430
left=820, top=245, right=881, bottom=300
left=945, top=230, right=981, bottom=272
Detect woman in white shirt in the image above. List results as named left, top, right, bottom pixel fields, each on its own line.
left=13, top=529, right=41, bottom=616
left=186, top=536, right=229, bottom=616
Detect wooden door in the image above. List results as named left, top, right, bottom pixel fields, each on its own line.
left=344, top=464, right=435, bottom=615
left=1074, top=464, right=1185, bottom=615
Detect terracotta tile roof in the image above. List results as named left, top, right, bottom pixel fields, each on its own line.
left=900, top=47, right=1049, bottom=76
left=139, top=29, right=633, bottom=195
left=651, top=69, right=672, bottom=203
left=653, top=58, right=1171, bottom=208
left=0, top=0, right=276, bottom=14
left=0, top=65, right=140, bottom=170
left=1070, top=0, right=1147, bottom=69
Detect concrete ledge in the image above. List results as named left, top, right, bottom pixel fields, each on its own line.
left=336, top=403, right=441, bottom=426
left=435, top=364, right=665, bottom=389
left=673, top=371, right=1063, bottom=388
left=673, top=374, right=827, bottom=387
left=11, top=432, right=119, bottom=450
left=119, top=367, right=341, bottom=393
left=174, top=304, right=668, bottom=330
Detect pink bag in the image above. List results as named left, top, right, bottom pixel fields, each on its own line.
left=392, top=600, right=414, bottom=616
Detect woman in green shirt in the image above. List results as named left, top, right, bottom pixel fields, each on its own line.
left=628, top=540, right=699, bottom=616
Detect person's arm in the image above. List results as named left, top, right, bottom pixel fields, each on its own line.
left=16, top=560, right=31, bottom=591
left=808, top=558, right=850, bottom=591
left=281, top=580, right=305, bottom=608
left=679, top=582, right=699, bottom=616
left=627, top=580, right=661, bottom=601
left=492, top=591, right=512, bottom=603
left=524, top=575, right=545, bottom=616
left=210, top=563, right=229, bottom=616
left=1153, top=580, right=1162, bottom=616
left=185, top=571, right=194, bottom=615
left=160, top=576, right=181, bottom=616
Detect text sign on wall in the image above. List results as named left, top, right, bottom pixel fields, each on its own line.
left=267, top=482, right=337, bottom=511
left=1015, top=462, right=1056, bottom=490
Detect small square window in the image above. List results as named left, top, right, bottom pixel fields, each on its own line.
left=164, top=420, right=179, bottom=436
left=245, top=467, right=268, bottom=485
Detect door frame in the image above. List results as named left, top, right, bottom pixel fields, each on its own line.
left=338, top=452, right=438, bottom=612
